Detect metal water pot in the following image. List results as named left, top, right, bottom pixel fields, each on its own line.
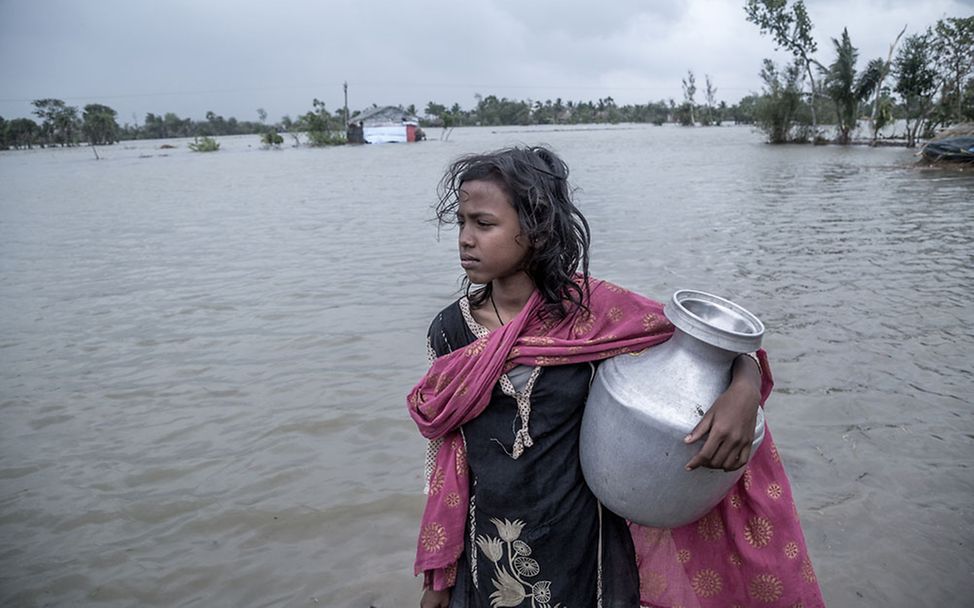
left=580, top=289, right=765, bottom=528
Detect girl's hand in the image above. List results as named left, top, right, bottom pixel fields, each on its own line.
left=421, top=588, right=451, bottom=608
left=684, top=356, right=762, bottom=471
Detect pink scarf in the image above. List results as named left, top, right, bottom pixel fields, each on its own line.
left=407, top=278, right=824, bottom=606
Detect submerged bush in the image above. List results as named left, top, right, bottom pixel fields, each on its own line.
left=188, top=136, right=220, bottom=152
left=305, top=130, right=346, bottom=147
left=261, top=131, right=284, bottom=147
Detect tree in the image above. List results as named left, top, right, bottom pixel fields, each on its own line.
left=257, top=107, right=267, bottom=124
left=6, top=118, right=40, bottom=149
left=188, top=136, right=220, bottom=152
left=866, top=26, right=907, bottom=145
left=82, top=103, right=120, bottom=145
left=931, top=16, right=974, bottom=124
left=261, top=131, right=283, bottom=148
left=894, top=31, right=939, bottom=147
left=32, top=98, right=80, bottom=146
left=745, top=0, right=822, bottom=130
left=703, top=75, right=718, bottom=125
left=731, top=94, right=761, bottom=124
left=680, top=70, right=697, bottom=125
left=755, top=58, right=806, bottom=143
left=822, top=29, right=881, bottom=144
left=302, top=98, right=344, bottom=146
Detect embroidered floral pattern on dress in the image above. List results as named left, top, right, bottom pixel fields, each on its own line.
left=642, top=312, right=666, bottom=333
left=801, top=558, right=817, bottom=583
left=466, top=337, right=489, bottom=357
left=784, top=541, right=800, bottom=559
left=421, top=522, right=447, bottom=552
left=744, top=516, right=774, bottom=548
left=607, top=306, right=624, bottom=322
left=697, top=511, right=725, bottom=541
left=749, top=573, right=784, bottom=603
left=429, top=466, right=445, bottom=495
left=475, top=518, right=564, bottom=608
left=572, top=310, right=595, bottom=335
left=454, top=437, right=467, bottom=477
left=692, top=568, right=723, bottom=598
left=640, top=570, right=667, bottom=600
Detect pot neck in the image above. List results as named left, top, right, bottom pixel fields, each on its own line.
left=667, top=328, right=741, bottom=366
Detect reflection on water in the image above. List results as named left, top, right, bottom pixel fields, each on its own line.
left=1, top=126, right=972, bottom=606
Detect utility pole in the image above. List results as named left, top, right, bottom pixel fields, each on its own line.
left=343, top=81, right=349, bottom=126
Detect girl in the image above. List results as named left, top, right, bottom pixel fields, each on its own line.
left=407, top=146, right=824, bottom=607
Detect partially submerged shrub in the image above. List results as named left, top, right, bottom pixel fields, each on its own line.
left=188, top=136, right=220, bottom=152
left=305, top=130, right=346, bottom=147
left=261, top=131, right=284, bottom=147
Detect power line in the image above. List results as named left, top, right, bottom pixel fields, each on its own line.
left=0, top=79, right=755, bottom=104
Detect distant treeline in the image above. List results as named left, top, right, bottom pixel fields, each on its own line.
left=2, top=6, right=970, bottom=151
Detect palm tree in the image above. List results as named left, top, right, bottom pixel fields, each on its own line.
left=823, top=28, right=882, bottom=144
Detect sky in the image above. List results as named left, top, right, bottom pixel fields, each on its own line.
left=0, top=0, right=971, bottom=124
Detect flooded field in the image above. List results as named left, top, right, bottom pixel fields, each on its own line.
left=1, top=124, right=972, bottom=606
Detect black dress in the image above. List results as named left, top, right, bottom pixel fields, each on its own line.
left=427, top=299, right=640, bottom=608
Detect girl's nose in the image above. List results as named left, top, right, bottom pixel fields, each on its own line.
left=459, top=226, right=474, bottom=247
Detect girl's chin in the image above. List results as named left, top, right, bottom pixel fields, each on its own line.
left=462, top=269, right=490, bottom=284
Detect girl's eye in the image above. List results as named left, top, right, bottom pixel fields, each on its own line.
left=477, top=221, right=492, bottom=227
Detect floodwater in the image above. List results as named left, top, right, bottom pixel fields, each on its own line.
left=1, top=125, right=971, bottom=607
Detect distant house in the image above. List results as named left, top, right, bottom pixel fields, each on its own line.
left=347, top=106, right=424, bottom=144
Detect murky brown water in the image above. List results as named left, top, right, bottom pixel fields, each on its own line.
left=1, top=125, right=972, bottom=607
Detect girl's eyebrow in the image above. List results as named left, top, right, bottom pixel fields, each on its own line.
left=456, top=210, right=496, bottom=219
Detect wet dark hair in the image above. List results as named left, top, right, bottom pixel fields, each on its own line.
left=435, top=145, right=591, bottom=318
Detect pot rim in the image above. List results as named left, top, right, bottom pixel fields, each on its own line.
left=665, top=289, right=764, bottom=353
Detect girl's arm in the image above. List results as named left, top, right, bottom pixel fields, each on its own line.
left=683, top=354, right=763, bottom=471
left=421, top=587, right=450, bottom=608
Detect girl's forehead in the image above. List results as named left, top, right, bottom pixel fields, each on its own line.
left=459, top=179, right=509, bottom=201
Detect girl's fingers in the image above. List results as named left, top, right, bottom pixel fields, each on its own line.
left=685, top=409, right=714, bottom=444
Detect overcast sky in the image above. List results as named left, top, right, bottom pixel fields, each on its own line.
left=1, top=0, right=971, bottom=124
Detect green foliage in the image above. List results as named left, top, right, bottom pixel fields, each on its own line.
left=931, top=16, right=974, bottom=125
left=261, top=131, right=284, bottom=147
left=700, top=75, right=720, bottom=126
left=302, top=98, right=345, bottom=146
left=82, top=103, right=119, bottom=145
left=305, top=130, right=346, bottom=146
left=681, top=71, right=697, bottom=125
left=873, top=94, right=895, bottom=133
left=188, top=136, right=220, bottom=152
left=894, top=32, right=939, bottom=147
left=755, top=59, right=807, bottom=143
left=3, top=117, right=39, bottom=149
left=822, top=29, right=880, bottom=143
left=31, top=98, right=80, bottom=147
left=745, top=0, right=822, bottom=128
left=732, top=95, right=761, bottom=124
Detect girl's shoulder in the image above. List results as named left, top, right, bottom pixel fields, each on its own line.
left=427, top=298, right=474, bottom=357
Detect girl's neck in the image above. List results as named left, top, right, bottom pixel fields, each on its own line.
left=490, top=272, right=534, bottom=315
left=470, top=272, right=533, bottom=330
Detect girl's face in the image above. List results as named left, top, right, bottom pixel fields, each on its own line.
left=456, top=179, right=530, bottom=285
